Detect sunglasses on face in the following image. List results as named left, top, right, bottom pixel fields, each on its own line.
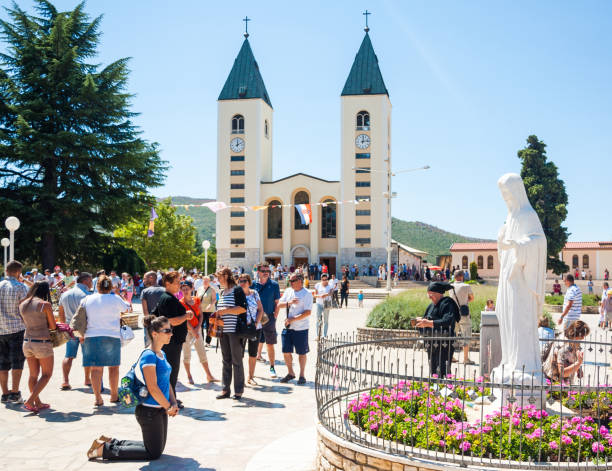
left=158, top=328, right=172, bottom=334
left=259, top=270, right=270, bottom=273
left=239, top=279, right=249, bottom=284
left=290, top=279, right=300, bottom=283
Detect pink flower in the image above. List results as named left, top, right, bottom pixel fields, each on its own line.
left=402, top=429, right=408, bottom=436
left=561, top=435, right=573, bottom=445
left=592, top=442, right=605, bottom=453
left=600, top=426, right=609, bottom=436
left=439, top=440, right=446, bottom=447
left=459, top=441, right=471, bottom=452
left=370, top=423, right=378, bottom=431
left=549, top=441, right=559, bottom=450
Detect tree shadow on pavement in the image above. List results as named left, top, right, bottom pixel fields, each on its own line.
left=251, top=384, right=292, bottom=394
left=180, top=407, right=227, bottom=421
left=233, top=396, right=285, bottom=409
left=139, top=456, right=214, bottom=470
left=39, top=409, right=93, bottom=422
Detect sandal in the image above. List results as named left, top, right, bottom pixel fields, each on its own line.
left=86, top=436, right=111, bottom=460
left=187, top=375, right=194, bottom=385
left=60, top=384, right=71, bottom=391
left=22, top=403, right=38, bottom=413
left=207, top=377, right=219, bottom=383
left=94, top=401, right=104, bottom=407
left=247, top=378, right=258, bottom=386
left=38, top=403, right=50, bottom=410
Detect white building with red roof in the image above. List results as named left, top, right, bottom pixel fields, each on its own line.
left=450, top=241, right=612, bottom=279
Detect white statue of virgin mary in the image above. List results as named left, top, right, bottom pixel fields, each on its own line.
left=492, top=173, right=547, bottom=384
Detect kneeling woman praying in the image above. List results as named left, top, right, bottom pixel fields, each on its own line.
left=87, top=315, right=179, bottom=461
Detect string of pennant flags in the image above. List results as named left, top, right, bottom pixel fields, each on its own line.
left=172, top=196, right=378, bottom=214
left=148, top=196, right=385, bottom=237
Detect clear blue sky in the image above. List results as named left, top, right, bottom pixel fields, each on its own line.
left=5, top=1, right=612, bottom=242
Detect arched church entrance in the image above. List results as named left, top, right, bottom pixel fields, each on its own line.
left=291, top=245, right=310, bottom=268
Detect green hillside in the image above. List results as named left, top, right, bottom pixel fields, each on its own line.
left=162, top=197, right=492, bottom=256
left=160, top=196, right=216, bottom=242
left=392, top=219, right=492, bottom=259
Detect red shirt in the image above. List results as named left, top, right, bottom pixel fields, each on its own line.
left=179, top=297, right=201, bottom=329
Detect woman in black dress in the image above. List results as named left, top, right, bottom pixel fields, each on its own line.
left=339, top=275, right=350, bottom=308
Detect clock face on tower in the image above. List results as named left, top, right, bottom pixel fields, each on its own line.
left=355, top=134, right=371, bottom=149
left=230, top=137, right=245, bottom=153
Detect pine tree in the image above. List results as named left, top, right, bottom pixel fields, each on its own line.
left=0, top=1, right=166, bottom=268
left=518, top=135, right=569, bottom=275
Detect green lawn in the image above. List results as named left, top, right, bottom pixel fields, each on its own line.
left=366, top=285, right=498, bottom=332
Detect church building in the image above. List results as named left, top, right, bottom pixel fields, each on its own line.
left=216, top=26, right=391, bottom=274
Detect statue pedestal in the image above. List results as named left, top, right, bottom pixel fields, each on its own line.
left=479, top=311, right=501, bottom=377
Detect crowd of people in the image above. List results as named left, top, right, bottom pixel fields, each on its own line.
left=0, top=260, right=347, bottom=461
left=4, top=257, right=608, bottom=463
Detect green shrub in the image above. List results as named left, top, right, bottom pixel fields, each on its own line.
left=469, top=261, right=478, bottom=281
left=545, top=294, right=599, bottom=306
left=366, top=285, right=498, bottom=333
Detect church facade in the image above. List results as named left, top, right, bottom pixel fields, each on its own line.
left=216, top=29, right=391, bottom=274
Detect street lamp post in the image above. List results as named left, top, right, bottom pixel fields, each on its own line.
left=1, top=238, right=9, bottom=278
left=353, top=165, right=430, bottom=293
left=4, top=217, right=20, bottom=262
left=202, top=240, right=211, bottom=275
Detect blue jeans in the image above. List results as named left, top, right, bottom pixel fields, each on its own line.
left=314, top=303, right=329, bottom=337
left=65, top=337, right=81, bottom=358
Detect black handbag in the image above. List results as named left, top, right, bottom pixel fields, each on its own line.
left=236, top=313, right=257, bottom=340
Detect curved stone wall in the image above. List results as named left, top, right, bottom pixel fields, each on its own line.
left=317, top=423, right=463, bottom=471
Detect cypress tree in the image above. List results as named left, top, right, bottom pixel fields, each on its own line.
left=0, top=1, right=166, bottom=268
left=518, top=135, right=569, bottom=275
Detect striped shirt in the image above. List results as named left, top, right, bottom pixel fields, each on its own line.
left=219, top=289, right=238, bottom=333
left=563, top=284, right=582, bottom=324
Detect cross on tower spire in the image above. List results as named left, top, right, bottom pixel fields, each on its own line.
left=243, top=16, right=251, bottom=38
left=363, top=10, right=371, bottom=32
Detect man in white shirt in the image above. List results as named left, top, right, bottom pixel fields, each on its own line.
left=449, top=270, right=474, bottom=364
left=110, top=271, right=121, bottom=293
left=329, top=274, right=339, bottom=307
left=31, top=268, right=45, bottom=283
left=193, top=274, right=203, bottom=294
left=276, top=273, right=312, bottom=385
left=313, top=274, right=333, bottom=338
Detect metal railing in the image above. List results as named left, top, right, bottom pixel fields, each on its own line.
left=315, top=332, right=612, bottom=469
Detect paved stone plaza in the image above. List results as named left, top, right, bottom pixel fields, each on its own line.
left=0, top=288, right=607, bottom=471
left=0, top=295, right=385, bottom=471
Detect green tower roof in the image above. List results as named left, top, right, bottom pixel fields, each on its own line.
left=218, top=39, right=272, bottom=108
left=341, top=33, right=388, bottom=97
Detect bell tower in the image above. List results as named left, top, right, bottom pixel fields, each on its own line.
left=339, top=23, right=391, bottom=270
left=216, top=27, right=273, bottom=269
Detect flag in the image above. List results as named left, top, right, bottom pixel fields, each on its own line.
left=295, top=204, right=312, bottom=225
left=147, top=207, right=158, bottom=238
left=202, top=201, right=227, bottom=213
left=249, top=205, right=267, bottom=211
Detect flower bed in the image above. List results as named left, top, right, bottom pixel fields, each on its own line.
left=345, top=379, right=612, bottom=463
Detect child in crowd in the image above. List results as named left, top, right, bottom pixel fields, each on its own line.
left=485, top=299, right=495, bottom=311
left=357, top=290, right=364, bottom=308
